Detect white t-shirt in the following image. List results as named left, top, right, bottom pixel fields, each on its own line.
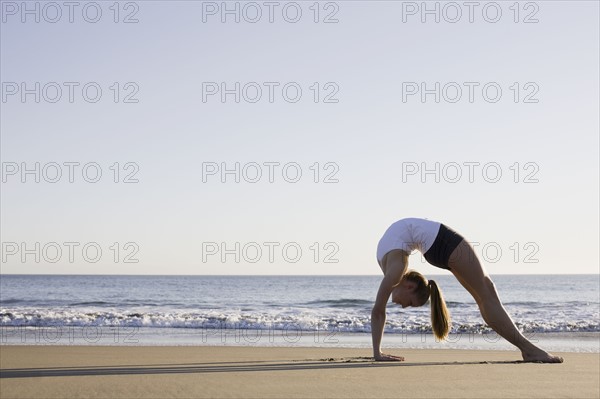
left=376, top=218, right=441, bottom=262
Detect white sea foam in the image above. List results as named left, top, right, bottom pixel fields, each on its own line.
left=1, top=306, right=598, bottom=334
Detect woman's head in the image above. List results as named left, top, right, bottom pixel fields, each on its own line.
left=392, top=269, right=451, bottom=340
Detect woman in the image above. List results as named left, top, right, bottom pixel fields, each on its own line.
left=372, top=217, right=563, bottom=363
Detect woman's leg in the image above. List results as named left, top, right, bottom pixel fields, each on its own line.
left=448, top=240, right=563, bottom=363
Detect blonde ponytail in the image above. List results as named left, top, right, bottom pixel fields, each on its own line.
left=428, top=280, right=451, bottom=340
left=402, top=270, right=451, bottom=340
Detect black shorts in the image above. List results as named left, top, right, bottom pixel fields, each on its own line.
left=423, top=224, right=464, bottom=270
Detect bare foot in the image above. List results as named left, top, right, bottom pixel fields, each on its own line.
left=374, top=353, right=405, bottom=361
left=522, top=349, right=564, bottom=363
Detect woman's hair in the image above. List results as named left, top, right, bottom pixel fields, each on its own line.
left=403, top=269, right=451, bottom=340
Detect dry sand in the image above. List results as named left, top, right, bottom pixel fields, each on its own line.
left=1, top=346, right=598, bottom=398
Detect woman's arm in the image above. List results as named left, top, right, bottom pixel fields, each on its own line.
left=371, top=252, right=408, bottom=361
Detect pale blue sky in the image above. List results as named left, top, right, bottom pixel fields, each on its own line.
left=1, top=1, right=598, bottom=275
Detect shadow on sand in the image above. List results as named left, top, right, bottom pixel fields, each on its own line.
left=0, top=357, right=524, bottom=379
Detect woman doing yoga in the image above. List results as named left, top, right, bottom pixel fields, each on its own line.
left=372, top=218, right=563, bottom=363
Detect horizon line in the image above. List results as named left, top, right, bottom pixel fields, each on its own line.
left=1, top=273, right=598, bottom=277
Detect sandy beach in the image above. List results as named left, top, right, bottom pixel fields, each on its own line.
left=1, top=346, right=598, bottom=399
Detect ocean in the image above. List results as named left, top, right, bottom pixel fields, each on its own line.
left=1, top=274, right=598, bottom=352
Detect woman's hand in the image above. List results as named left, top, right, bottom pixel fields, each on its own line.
left=374, top=353, right=405, bottom=361
left=372, top=255, right=408, bottom=365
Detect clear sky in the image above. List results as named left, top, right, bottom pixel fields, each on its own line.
left=1, top=1, right=598, bottom=275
